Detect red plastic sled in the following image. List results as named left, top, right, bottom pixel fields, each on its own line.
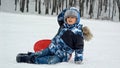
left=34, top=39, right=51, bottom=52
left=33, top=39, right=72, bottom=60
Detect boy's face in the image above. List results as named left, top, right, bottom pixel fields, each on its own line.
left=66, top=16, right=77, bottom=25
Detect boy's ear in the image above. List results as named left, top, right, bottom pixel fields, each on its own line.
left=82, top=26, right=93, bottom=41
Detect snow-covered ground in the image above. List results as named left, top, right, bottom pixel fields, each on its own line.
left=0, top=12, right=120, bottom=68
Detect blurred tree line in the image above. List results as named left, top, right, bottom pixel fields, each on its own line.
left=0, top=0, right=119, bottom=21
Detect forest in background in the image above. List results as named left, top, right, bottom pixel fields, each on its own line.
left=0, top=0, right=120, bottom=22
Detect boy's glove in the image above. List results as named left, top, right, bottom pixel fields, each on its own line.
left=74, top=49, right=83, bottom=64
left=75, top=60, right=82, bottom=64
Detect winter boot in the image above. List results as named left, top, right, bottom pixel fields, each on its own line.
left=16, top=52, right=36, bottom=63
left=16, top=53, right=30, bottom=63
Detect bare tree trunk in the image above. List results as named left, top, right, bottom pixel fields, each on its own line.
left=58, top=0, right=61, bottom=11
left=118, top=7, right=120, bottom=21
left=79, top=0, right=85, bottom=17
left=15, top=0, right=17, bottom=10
left=0, top=0, right=1, bottom=6
left=116, top=0, right=120, bottom=21
left=111, top=0, right=115, bottom=20
left=56, top=0, right=61, bottom=15
left=108, top=0, right=111, bottom=19
left=51, top=0, right=56, bottom=15
left=69, top=0, right=72, bottom=7
left=66, top=0, right=68, bottom=8
left=97, top=0, right=100, bottom=18
left=104, top=0, right=108, bottom=12
left=79, top=0, right=81, bottom=16
left=100, top=0, right=102, bottom=12
left=51, top=0, right=55, bottom=15
left=89, top=0, right=95, bottom=18
left=38, top=0, right=41, bottom=14
left=56, top=2, right=59, bottom=15
left=20, top=0, right=25, bottom=12
left=73, top=0, right=77, bottom=7
left=35, top=0, right=37, bottom=12
left=26, top=0, right=29, bottom=12
left=20, top=0, right=22, bottom=11
left=86, top=0, right=89, bottom=9
left=45, top=0, right=49, bottom=14
left=50, top=0, right=51, bottom=8
left=97, top=0, right=102, bottom=19
left=61, top=0, right=64, bottom=11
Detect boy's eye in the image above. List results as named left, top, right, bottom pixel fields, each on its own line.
left=71, top=17, right=74, bottom=18
left=67, top=17, right=70, bottom=18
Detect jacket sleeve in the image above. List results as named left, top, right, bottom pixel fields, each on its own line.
left=57, top=9, right=67, bottom=26
left=74, top=34, right=84, bottom=62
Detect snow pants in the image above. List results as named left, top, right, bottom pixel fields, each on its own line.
left=33, top=48, right=62, bottom=64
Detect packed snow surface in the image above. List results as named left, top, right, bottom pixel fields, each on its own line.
left=0, top=12, right=120, bottom=68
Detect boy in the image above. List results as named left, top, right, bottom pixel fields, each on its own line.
left=16, top=7, right=84, bottom=64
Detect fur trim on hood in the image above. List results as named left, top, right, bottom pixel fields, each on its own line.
left=82, top=26, right=93, bottom=41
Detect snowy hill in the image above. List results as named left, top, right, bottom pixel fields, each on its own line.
left=0, top=12, right=120, bottom=68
